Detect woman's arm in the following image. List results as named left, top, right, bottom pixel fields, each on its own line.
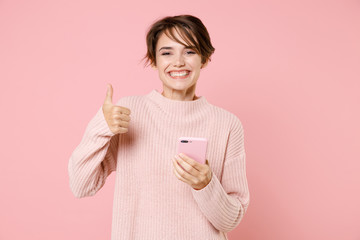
left=68, top=106, right=118, bottom=198
left=191, top=117, right=250, bottom=233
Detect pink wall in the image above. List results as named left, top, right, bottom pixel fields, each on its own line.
left=1, top=0, right=359, bottom=239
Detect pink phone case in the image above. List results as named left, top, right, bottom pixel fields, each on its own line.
left=177, top=137, right=208, bottom=164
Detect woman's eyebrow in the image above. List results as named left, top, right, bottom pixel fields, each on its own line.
left=159, top=47, right=172, bottom=51
left=158, top=46, right=194, bottom=52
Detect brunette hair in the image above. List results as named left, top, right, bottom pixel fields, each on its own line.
left=141, top=14, right=215, bottom=68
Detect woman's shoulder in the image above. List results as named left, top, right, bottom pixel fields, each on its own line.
left=207, top=102, right=243, bottom=126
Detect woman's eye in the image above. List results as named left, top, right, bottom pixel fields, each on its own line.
left=161, top=51, right=195, bottom=56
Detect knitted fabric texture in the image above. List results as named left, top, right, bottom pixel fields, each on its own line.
left=68, top=89, right=250, bottom=240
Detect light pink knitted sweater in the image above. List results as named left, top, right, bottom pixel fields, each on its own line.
left=68, top=89, right=250, bottom=240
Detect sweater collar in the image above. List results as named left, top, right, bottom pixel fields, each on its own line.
left=146, top=89, right=209, bottom=116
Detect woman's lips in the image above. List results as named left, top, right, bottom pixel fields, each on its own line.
left=167, top=71, right=191, bottom=79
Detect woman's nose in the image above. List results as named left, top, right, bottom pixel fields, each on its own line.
left=173, top=54, right=185, bottom=67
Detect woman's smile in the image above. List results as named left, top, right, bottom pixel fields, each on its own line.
left=168, top=70, right=191, bottom=79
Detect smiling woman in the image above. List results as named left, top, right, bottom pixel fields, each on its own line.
left=141, top=15, right=216, bottom=101
left=68, top=14, right=249, bottom=240
left=142, top=15, right=215, bottom=68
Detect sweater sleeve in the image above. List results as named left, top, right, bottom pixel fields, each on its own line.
left=68, top=106, right=118, bottom=198
left=191, top=116, right=250, bottom=233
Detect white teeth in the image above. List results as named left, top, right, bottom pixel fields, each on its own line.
left=169, top=71, right=189, bottom=77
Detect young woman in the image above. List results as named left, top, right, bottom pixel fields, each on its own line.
left=68, top=14, right=250, bottom=240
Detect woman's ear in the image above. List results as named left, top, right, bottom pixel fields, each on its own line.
left=151, top=62, right=157, bottom=69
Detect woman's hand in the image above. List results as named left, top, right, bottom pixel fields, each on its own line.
left=102, top=84, right=131, bottom=134
left=172, top=153, right=213, bottom=190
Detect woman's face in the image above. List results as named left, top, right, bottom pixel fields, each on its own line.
left=152, top=28, right=207, bottom=94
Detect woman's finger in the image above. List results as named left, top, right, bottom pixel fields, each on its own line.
left=172, top=158, right=198, bottom=184
left=174, top=155, right=199, bottom=176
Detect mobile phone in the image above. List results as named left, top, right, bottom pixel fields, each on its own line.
left=177, top=137, right=208, bottom=164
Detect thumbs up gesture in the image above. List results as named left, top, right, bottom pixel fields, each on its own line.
left=102, top=84, right=131, bottom=134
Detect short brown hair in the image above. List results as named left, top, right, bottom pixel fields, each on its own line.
left=141, top=14, right=215, bottom=68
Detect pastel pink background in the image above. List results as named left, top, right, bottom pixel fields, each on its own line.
left=1, top=0, right=359, bottom=239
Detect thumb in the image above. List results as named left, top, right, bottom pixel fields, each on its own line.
left=104, top=84, right=113, bottom=104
